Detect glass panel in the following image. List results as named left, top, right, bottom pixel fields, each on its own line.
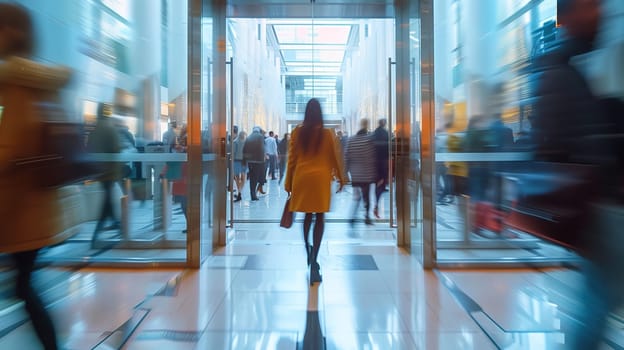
left=0, top=0, right=189, bottom=265
left=409, top=14, right=424, bottom=263
left=200, top=5, right=216, bottom=261
left=433, top=0, right=577, bottom=265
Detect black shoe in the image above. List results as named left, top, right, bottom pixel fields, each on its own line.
left=310, top=262, right=322, bottom=285
left=364, top=218, right=373, bottom=226
left=234, top=194, right=242, bottom=202
left=251, top=197, right=259, bottom=201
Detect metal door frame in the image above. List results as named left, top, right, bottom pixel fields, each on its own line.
left=198, top=1, right=432, bottom=261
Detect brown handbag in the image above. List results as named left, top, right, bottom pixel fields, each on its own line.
left=280, top=195, right=294, bottom=228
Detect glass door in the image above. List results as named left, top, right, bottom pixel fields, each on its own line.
left=392, top=0, right=429, bottom=265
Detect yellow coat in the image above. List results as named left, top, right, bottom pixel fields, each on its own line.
left=285, top=127, right=346, bottom=213
left=0, top=57, right=72, bottom=253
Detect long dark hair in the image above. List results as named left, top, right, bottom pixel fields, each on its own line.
left=298, top=98, right=324, bottom=155
left=0, top=3, right=34, bottom=58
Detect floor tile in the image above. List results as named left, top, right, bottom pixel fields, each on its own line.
left=196, top=331, right=298, bottom=350
left=411, top=331, right=497, bottom=350
left=442, top=271, right=563, bottom=332
left=325, top=332, right=417, bottom=350
left=206, top=292, right=315, bottom=333
left=3, top=234, right=624, bottom=350
left=321, top=270, right=390, bottom=293
left=229, top=270, right=310, bottom=292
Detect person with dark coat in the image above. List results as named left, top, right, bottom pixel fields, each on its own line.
left=87, top=103, right=122, bottom=246
left=345, top=119, right=377, bottom=225
left=529, top=1, right=622, bottom=349
left=243, top=126, right=266, bottom=201
left=277, top=133, right=289, bottom=184
left=372, top=119, right=389, bottom=218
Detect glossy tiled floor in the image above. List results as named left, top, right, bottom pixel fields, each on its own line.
left=1, top=236, right=622, bottom=349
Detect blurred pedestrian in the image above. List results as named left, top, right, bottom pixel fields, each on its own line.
left=0, top=4, right=69, bottom=349
left=285, top=98, right=346, bottom=285
left=243, top=126, right=266, bottom=201
left=171, top=124, right=188, bottom=233
left=87, top=103, right=122, bottom=246
left=232, top=130, right=247, bottom=201
left=278, top=132, right=289, bottom=184
left=530, top=0, right=623, bottom=348
left=115, top=118, right=136, bottom=194
left=345, top=119, right=376, bottom=225
left=373, top=118, right=389, bottom=218
left=162, top=121, right=177, bottom=153
left=265, top=130, right=278, bottom=180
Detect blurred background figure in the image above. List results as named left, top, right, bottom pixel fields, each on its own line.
left=345, top=118, right=376, bottom=226
left=435, top=130, right=450, bottom=205
left=0, top=3, right=69, bottom=349
left=114, top=117, right=136, bottom=194
left=258, top=129, right=268, bottom=194
left=171, top=124, right=188, bottom=233
left=278, top=132, right=289, bottom=184
left=528, top=0, right=624, bottom=348
left=265, top=130, right=278, bottom=181
left=336, top=130, right=347, bottom=155
left=243, top=126, right=266, bottom=201
left=373, top=118, right=389, bottom=219
left=232, top=130, right=247, bottom=201
left=87, top=103, right=122, bottom=247
left=162, top=121, right=177, bottom=153
left=446, top=131, right=468, bottom=202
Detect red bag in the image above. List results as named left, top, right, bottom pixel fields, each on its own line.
left=474, top=201, right=506, bottom=233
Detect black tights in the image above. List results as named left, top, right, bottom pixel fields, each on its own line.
left=303, top=213, right=325, bottom=264
left=11, top=250, right=58, bottom=350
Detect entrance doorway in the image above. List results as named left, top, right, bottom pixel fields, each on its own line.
left=222, top=13, right=400, bottom=244
left=200, top=0, right=426, bottom=266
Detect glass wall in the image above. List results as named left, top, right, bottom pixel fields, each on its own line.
left=431, top=0, right=567, bottom=265
left=431, top=0, right=624, bottom=265
left=0, top=0, right=191, bottom=265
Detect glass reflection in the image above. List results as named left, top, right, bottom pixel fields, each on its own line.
left=432, top=0, right=592, bottom=264
left=0, top=0, right=191, bottom=264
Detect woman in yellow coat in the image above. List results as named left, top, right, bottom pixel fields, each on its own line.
left=285, top=98, right=346, bottom=285
left=0, top=4, right=69, bottom=349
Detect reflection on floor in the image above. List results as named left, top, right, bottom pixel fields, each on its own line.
left=0, top=242, right=621, bottom=349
